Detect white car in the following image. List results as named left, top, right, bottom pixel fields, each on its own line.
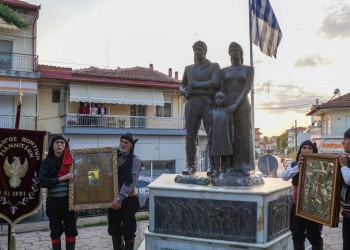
left=136, top=177, right=154, bottom=210
left=283, top=159, right=293, bottom=170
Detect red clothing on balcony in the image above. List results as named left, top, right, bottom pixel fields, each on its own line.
left=78, top=105, right=90, bottom=115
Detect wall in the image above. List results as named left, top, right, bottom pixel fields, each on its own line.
left=37, top=83, right=62, bottom=133
left=66, top=134, right=187, bottom=174
left=0, top=30, right=33, bottom=55
left=330, top=110, right=350, bottom=136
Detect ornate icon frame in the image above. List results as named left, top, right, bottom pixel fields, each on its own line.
left=69, top=147, right=118, bottom=210
left=296, top=153, right=341, bottom=227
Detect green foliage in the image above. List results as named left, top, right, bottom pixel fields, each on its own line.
left=276, top=131, right=288, bottom=153
left=0, top=4, right=29, bottom=30
left=255, top=150, right=260, bottom=159
left=285, top=151, right=296, bottom=160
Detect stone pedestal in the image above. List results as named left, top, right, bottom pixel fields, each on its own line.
left=144, top=174, right=306, bottom=250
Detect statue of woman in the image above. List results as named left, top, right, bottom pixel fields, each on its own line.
left=222, top=42, right=255, bottom=176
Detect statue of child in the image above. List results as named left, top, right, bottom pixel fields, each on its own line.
left=209, top=91, right=233, bottom=176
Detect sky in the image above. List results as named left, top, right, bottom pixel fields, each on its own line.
left=27, top=0, right=350, bottom=136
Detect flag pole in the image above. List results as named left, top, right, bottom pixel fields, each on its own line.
left=248, top=0, right=256, bottom=163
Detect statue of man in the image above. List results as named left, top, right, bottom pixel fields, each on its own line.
left=180, top=41, right=221, bottom=175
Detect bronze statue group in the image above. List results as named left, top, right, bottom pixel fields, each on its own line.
left=181, top=40, right=254, bottom=177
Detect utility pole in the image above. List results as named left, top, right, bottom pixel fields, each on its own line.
left=294, top=120, right=297, bottom=153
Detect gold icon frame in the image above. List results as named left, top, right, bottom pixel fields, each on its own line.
left=68, top=147, right=118, bottom=210
left=296, top=153, right=341, bottom=227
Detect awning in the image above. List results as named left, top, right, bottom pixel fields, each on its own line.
left=318, top=138, right=344, bottom=154
left=69, top=84, right=164, bottom=106
left=0, top=78, right=37, bottom=96
left=0, top=18, right=19, bottom=30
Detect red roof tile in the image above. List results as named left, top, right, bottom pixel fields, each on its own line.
left=307, top=93, right=350, bottom=115
left=0, top=0, right=40, bottom=10
left=38, top=65, right=180, bottom=89
left=72, top=66, right=179, bottom=84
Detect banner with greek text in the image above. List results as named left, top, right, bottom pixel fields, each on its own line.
left=0, top=128, right=46, bottom=225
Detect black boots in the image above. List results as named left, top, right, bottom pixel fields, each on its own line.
left=66, top=237, right=76, bottom=250
left=293, top=241, right=323, bottom=250
left=293, top=241, right=305, bottom=250
left=66, top=241, right=75, bottom=250
left=124, top=239, right=135, bottom=250
left=112, top=236, right=124, bottom=250
left=182, top=165, right=196, bottom=175
left=51, top=238, right=61, bottom=250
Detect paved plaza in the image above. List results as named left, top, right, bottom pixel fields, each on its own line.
left=0, top=216, right=147, bottom=250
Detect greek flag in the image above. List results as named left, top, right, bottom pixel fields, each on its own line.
left=250, top=0, right=282, bottom=58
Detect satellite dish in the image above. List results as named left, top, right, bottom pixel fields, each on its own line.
left=334, top=88, right=339, bottom=95
left=258, top=155, right=278, bottom=177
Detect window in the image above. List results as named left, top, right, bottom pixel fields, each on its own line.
left=52, top=89, right=60, bottom=103
left=130, top=105, right=147, bottom=128
left=0, top=40, right=12, bottom=70
left=156, top=98, right=172, bottom=117
left=140, top=160, right=175, bottom=178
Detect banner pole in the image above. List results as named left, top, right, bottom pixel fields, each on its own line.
left=15, top=91, right=23, bottom=130
left=9, top=89, right=23, bottom=249
left=248, top=0, right=256, bottom=164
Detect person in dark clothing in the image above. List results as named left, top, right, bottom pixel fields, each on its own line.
left=281, top=140, right=323, bottom=250
left=97, top=103, right=107, bottom=126
left=338, top=128, right=350, bottom=250
left=78, top=102, right=90, bottom=126
left=108, top=133, right=142, bottom=250
left=39, top=135, right=77, bottom=250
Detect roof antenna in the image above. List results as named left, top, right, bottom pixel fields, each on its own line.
left=329, top=88, right=341, bottom=101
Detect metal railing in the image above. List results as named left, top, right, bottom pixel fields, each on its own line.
left=65, top=114, right=185, bottom=129
left=0, top=115, right=36, bottom=130
left=0, top=52, right=39, bottom=72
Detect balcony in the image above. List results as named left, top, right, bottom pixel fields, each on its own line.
left=309, top=127, right=322, bottom=136
left=63, top=114, right=187, bottom=136
left=0, top=115, right=36, bottom=130
left=0, top=52, right=39, bottom=77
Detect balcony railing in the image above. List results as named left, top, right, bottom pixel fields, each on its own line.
left=0, top=52, right=38, bottom=72
left=0, top=115, right=36, bottom=130
left=65, top=114, right=185, bottom=129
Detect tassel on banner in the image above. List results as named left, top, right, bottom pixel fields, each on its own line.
left=10, top=229, right=16, bottom=250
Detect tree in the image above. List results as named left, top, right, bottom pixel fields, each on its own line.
left=0, top=4, right=29, bottom=30
left=276, top=131, right=288, bottom=153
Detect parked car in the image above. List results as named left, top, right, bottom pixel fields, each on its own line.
left=136, top=176, right=154, bottom=210
left=283, top=159, right=293, bottom=170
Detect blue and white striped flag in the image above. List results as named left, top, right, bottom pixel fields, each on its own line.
left=250, top=0, right=282, bottom=58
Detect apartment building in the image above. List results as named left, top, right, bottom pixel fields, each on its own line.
left=307, top=92, right=350, bottom=154
left=0, top=0, right=40, bottom=130
left=37, top=64, right=209, bottom=176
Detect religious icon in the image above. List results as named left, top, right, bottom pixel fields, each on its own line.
left=296, top=153, right=341, bottom=227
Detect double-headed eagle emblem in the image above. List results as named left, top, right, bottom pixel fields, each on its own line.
left=3, top=157, right=28, bottom=188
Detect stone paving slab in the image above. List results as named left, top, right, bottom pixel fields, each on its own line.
left=0, top=216, right=148, bottom=250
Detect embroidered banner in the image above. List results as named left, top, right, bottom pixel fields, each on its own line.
left=0, top=128, right=46, bottom=225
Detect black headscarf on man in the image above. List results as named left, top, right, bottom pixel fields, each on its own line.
left=344, top=129, right=350, bottom=140
left=48, top=135, right=68, bottom=157
left=292, top=140, right=318, bottom=186
left=295, top=140, right=318, bottom=162
left=118, top=133, right=139, bottom=187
